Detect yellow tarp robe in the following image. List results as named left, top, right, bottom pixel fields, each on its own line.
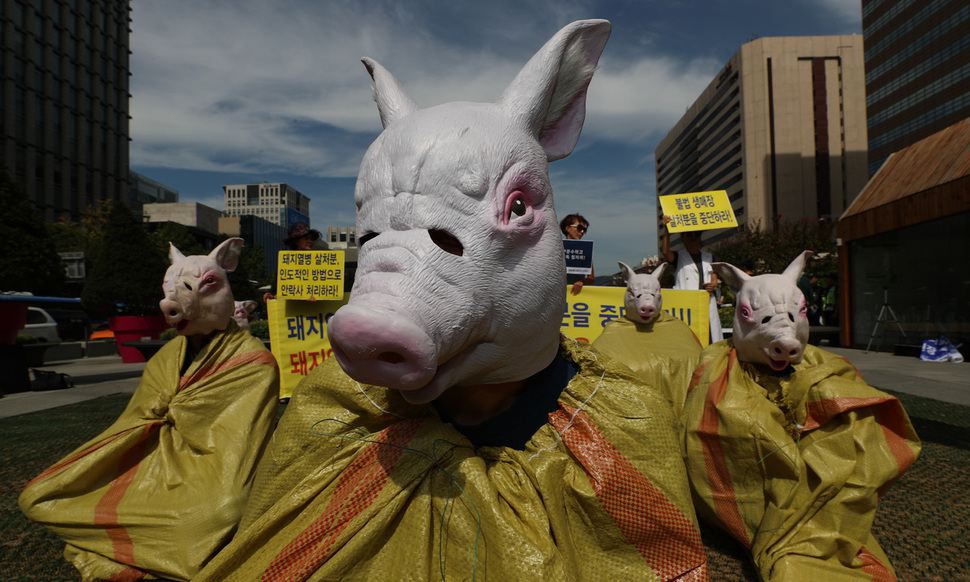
left=19, top=323, right=279, bottom=581
left=592, top=313, right=702, bottom=418
left=683, top=341, right=920, bottom=581
left=197, top=339, right=708, bottom=581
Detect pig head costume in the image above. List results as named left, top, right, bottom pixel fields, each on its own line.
left=196, top=21, right=707, bottom=581
left=592, top=261, right=702, bottom=418
left=683, top=252, right=920, bottom=581
left=20, top=238, right=279, bottom=581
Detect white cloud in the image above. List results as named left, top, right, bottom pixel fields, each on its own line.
left=806, top=0, right=862, bottom=28
left=130, top=1, right=717, bottom=177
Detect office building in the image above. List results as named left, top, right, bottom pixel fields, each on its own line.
left=223, top=182, right=310, bottom=230
left=128, top=170, right=178, bottom=216
left=863, top=0, right=970, bottom=175
left=143, top=201, right=221, bottom=235
left=1, top=0, right=132, bottom=219
left=655, top=36, right=868, bottom=250
left=219, top=214, right=286, bottom=280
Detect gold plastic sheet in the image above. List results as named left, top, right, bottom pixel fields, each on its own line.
left=683, top=342, right=920, bottom=581
left=197, top=339, right=708, bottom=581
left=592, top=313, right=702, bottom=418
left=19, top=324, right=279, bottom=581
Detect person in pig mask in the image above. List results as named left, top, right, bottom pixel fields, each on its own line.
left=20, top=238, right=279, bottom=581
left=682, top=251, right=920, bottom=581
left=592, top=261, right=702, bottom=418
left=196, top=20, right=707, bottom=581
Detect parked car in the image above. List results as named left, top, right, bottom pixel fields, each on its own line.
left=23, top=307, right=61, bottom=343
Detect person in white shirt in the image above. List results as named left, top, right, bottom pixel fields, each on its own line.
left=660, top=215, right=723, bottom=343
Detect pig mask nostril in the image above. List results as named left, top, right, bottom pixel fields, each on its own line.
left=378, top=352, right=406, bottom=364
left=429, top=229, right=464, bottom=256
left=184, top=281, right=192, bottom=291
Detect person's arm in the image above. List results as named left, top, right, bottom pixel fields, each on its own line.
left=704, top=271, right=718, bottom=294
left=660, top=215, right=676, bottom=264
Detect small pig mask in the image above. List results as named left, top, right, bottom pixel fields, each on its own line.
left=619, top=261, right=667, bottom=325
left=714, top=251, right=813, bottom=372
left=159, top=238, right=244, bottom=337
left=233, top=300, right=258, bottom=331
left=328, top=20, right=611, bottom=404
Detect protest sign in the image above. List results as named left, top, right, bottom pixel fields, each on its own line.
left=659, top=190, right=738, bottom=233
left=563, top=239, right=594, bottom=275
left=267, top=297, right=349, bottom=398
left=561, top=286, right=711, bottom=347
left=277, top=250, right=345, bottom=301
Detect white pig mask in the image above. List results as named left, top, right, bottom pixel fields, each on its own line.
left=714, top=251, right=813, bottom=372
left=620, top=261, right=667, bottom=325
left=159, top=238, right=243, bottom=337
left=328, top=20, right=612, bottom=404
left=233, top=300, right=258, bottom=331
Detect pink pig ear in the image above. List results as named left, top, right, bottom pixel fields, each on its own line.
left=652, top=262, right=667, bottom=281
left=499, top=20, right=611, bottom=161
left=781, top=250, right=813, bottom=283
left=362, top=57, right=418, bottom=129
left=210, top=237, right=244, bottom=272
left=168, top=242, right=186, bottom=265
left=617, top=261, right=634, bottom=283
left=713, top=261, right=750, bottom=292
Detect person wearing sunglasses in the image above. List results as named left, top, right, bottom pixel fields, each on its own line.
left=560, top=213, right=594, bottom=295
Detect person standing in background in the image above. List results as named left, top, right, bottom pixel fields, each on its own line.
left=560, top=214, right=595, bottom=295
left=262, top=223, right=322, bottom=303
left=660, top=215, right=723, bottom=343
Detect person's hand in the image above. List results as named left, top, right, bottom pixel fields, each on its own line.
left=662, top=214, right=672, bottom=225
left=570, top=281, right=584, bottom=296
left=703, top=282, right=717, bottom=293
left=262, top=292, right=276, bottom=303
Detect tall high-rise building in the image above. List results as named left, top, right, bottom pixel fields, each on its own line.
left=1, top=0, right=132, bottom=219
left=223, top=182, right=310, bottom=230
left=655, top=36, right=869, bottom=250
left=863, top=0, right=970, bottom=175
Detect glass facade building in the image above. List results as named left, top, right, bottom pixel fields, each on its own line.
left=0, top=0, right=132, bottom=219
left=863, top=0, right=970, bottom=175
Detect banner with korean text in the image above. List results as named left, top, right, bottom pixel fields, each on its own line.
left=277, top=250, right=345, bottom=300
left=562, top=286, right=711, bottom=347
left=267, top=297, right=349, bottom=399
left=659, top=190, right=738, bottom=233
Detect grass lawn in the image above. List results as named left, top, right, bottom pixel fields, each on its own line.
left=1, top=390, right=967, bottom=580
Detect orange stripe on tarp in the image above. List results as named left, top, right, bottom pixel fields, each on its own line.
left=178, top=349, right=276, bottom=392
left=802, top=396, right=895, bottom=432
left=803, top=396, right=917, bottom=479
left=261, top=419, right=423, bottom=582
left=696, top=349, right=751, bottom=548
left=28, top=426, right=141, bottom=486
left=687, top=362, right=706, bottom=393
left=108, top=565, right=146, bottom=582
left=93, top=422, right=160, bottom=566
left=858, top=546, right=896, bottom=582
left=549, top=405, right=707, bottom=581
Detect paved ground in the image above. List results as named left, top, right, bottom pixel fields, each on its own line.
left=0, top=347, right=967, bottom=580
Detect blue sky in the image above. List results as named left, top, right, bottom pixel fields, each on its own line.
left=129, top=0, right=861, bottom=276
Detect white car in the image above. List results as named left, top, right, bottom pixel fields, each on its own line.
left=23, top=307, right=61, bottom=343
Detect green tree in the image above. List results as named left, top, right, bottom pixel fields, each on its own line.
left=712, top=219, right=837, bottom=278
left=149, top=222, right=206, bottom=258
left=226, top=243, right=267, bottom=302
left=81, top=202, right=167, bottom=317
left=0, top=171, right=65, bottom=295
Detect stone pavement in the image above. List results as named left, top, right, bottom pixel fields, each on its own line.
left=0, top=347, right=966, bottom=419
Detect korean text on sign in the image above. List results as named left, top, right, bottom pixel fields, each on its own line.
left=277, top=250, right=345, bottom=300
left=659, top=190, right=738, bottom=233
left=267, top=297, right=349, bottom=399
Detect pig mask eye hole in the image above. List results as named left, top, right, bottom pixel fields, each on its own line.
left=510, top=198, right=526, bottom=217
left=504, top=190, right=530, bottom=223
left=183, top=282, right=192, bottom=291
left=788, top=313, right=795, bottom=322
left=739, top=305, right=752, bottom=319
left=358, top=232, right=378, bottom=247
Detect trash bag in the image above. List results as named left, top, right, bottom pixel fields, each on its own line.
left=921, top=336, right=965, bottom=363
left=196, top=339, right=707, bottom=581
left=683, top=341, right=920, bottom=581
left=592, top=313, right=702, bottom=418
left=19, top=323, right=279, bottom=581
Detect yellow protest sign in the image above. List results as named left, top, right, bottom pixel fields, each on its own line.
left=562, top=286, right=712, bottom=347
left=659, top=190, right=738, bottom=233
left=277, top=250, right=345, bottom=300
left=267, top=297, right=349, bottom=398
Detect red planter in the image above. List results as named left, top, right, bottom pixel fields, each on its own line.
left=0, top=303, right=28, bottom=346
left=109, top=315, right=168, bottom=363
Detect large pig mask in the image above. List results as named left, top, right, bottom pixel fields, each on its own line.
left=328, top=20, right=611, bottom=404
left=714, top=251, right=812, bottom=372
left=159, top=238, right=243, bottom=336
left=619, top=261, right=667, bottom=324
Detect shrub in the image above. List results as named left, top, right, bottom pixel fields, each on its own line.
left=248, top=319, right=270, bottom=340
